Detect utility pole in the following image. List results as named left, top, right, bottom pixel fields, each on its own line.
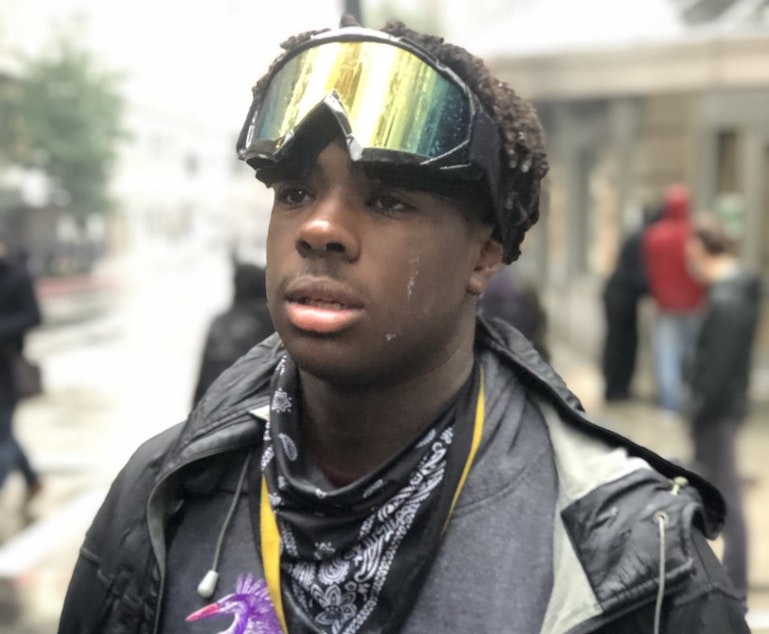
left=343, top=0, right=364, bottom=25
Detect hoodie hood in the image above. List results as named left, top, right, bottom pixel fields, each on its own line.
left=662, top=184, right=690, bottom=221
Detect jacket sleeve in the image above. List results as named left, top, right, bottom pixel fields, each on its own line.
left=663, top=528, right=749, bottom=633
left=57, top=475, right=139, bottom=633
left=0, top=268, right=41, bottom=341
left=57, top=425, right=182, bottom=634
left=600, top=528, right=750, bottom=633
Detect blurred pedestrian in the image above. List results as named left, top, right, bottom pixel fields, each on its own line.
left=642, top=184, right=706, bottom=413
left=0, top=234, right=43, bottom=502
left=193, top=261, right=274, bottom=406
left=59, top=19, right=748, bottom=634
left=478, top=269, right=549, bottom=361
left=601, top=205, right=660, bottom=402
left=685, top=215, right=762, bottom=608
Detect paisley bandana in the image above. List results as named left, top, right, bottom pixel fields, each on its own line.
left=251, top=353, right=481, bottom=634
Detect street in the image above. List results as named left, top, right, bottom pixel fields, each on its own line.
left=1, top=245, right=767, bottom=632
left=0, top=242, right=231, bottom=633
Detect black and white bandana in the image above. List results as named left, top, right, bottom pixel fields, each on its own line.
left=251, top=353, right=481, bottom=634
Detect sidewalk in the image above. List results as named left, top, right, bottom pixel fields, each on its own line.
left=0, top=248, right=226, bottom=632
left=34, top=263, right=124, bottom=328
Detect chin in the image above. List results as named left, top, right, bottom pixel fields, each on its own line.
left=295, top=353, right=381, bottom=388
left=282, top=336, right=407, bottom=390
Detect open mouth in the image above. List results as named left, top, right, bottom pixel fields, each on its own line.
left=294, top=297, right=351, bottom=310
left=286, top=292, right=363, bottom=334
left=283, top=279, right=365, bottom=334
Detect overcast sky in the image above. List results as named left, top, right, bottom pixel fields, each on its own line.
left=3, top=1, right=348, bottom=126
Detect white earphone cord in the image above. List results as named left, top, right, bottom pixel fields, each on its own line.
left=197, top=452, right=253, bottom=599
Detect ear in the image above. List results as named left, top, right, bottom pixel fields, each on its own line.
left=467, top=237, right=504, bottom=296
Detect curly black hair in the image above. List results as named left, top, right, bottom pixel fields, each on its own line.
left=249, top=19, right=548, bottom=262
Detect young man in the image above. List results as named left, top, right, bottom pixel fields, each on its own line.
left=686, top=215, right=762, bottom=610
left=58, top=21, right=749, bottom=633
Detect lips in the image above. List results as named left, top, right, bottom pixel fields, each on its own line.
left=284, top=279, right=364, bottom=334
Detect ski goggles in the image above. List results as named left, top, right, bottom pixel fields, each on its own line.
left=236, top=27, right=502, bottom=214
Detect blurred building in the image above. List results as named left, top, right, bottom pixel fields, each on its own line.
left=454, top=0, right=769, bottom=368
left=110, top=99, right=272, bottom=264
left=0, top=0, right=275, bottom=275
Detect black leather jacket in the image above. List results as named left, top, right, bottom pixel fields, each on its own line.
left=57, top=320, right=749, bottom=633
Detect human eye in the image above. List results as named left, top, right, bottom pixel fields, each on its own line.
left=368, top=190, right=413, bottom=216
left=273, top=183, right=312, bottom=208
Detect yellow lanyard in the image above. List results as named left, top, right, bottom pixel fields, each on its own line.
left=261, top=371, right=485, bottom=633
left=261, top=476, right=288, bottom=633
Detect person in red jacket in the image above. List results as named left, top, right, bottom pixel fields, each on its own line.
left=642, top=184, right=705, bottom=413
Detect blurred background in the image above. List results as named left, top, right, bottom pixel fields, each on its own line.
left=1, top=0, right=769, bottom=631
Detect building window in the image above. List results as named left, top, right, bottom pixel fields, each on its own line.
left=716, top=129, right=740, bottom=194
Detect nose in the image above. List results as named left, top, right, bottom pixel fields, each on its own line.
left=295, top=194, right=361, bottom=261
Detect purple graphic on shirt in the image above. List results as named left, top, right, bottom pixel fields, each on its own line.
left=186, top=574, right=282, bottom=634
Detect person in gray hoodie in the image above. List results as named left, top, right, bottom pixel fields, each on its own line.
left=58, top=19, right=749, bottom=634
left=686, top=214, right=763, bottom=610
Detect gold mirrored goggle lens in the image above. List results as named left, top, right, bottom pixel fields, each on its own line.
left=250, top=40, right=470, bottom=160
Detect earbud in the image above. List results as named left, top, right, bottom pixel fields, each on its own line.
left=197, top=570, right=220, bottom=599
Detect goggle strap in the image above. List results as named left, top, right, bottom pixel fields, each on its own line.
left=467, top=110, right=503, bottom=215
left=236, top=96, right=261, bottom=158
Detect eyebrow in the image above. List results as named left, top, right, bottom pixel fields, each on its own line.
left=255, top=161, right=314, bottom=186
left=365, top=166, right=472, bottom=200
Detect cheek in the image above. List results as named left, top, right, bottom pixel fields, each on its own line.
left=266, top=216, right=289, bottom=256
left=395, top=250, right=441, bottom=304
left=405, top=255, right=423, bottom=301
left=370, top=253, right=430, bottom=340
left=388, top=248, right=468, bottom=318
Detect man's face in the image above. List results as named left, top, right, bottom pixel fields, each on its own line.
left=263, top=140, right=501, bottom=388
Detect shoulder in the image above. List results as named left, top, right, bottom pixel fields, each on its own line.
left=85, top=424, right=183, bottom=544
left=477, top=321, right=746, bottom=631
left=707, top=276, right=761, bottom=321
left=0, top=262, right=31, bottom=288
left=545, top=437, right=745, bottom=632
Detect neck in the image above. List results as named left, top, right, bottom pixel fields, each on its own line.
left=298, top=339, right=476, bottom=482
